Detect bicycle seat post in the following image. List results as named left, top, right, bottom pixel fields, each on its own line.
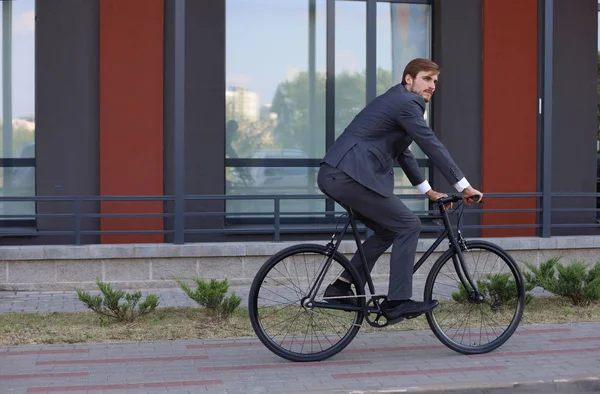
left=347, top=207, right=376, bottom=295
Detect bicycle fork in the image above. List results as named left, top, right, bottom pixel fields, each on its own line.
left=443, top=212, right=484, bottom=302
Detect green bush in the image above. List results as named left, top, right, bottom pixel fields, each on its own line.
left=523, top=257, right=560, bottom=291
left=175, top=277, right=242, bottom=318
left=485, top=272, right=534, bottom=307
left=524, top=258, right=600, bottom=305
left=75, top=279, right=160, bottom=322
left=452, top=273, right=533, bottom=309
left=452, top=283, right=470, bottom=303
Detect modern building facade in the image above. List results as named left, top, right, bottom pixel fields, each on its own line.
left=0, top=0, right=597, bottom=246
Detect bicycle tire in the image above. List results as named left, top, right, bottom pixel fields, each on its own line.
left=424, top=240, right=525, bottom=355
left=248, top=244, right=365, bottom=362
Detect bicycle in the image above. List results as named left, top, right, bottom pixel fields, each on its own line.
left=248, top=194, right=526, bottom=362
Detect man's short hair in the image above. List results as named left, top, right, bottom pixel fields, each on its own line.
left=401, top=58, right=440, bottom=85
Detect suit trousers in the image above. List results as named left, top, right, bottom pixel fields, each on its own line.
left=317, top=164, right=421, bottom=300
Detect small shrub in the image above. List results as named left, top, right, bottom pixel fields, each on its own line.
left=452, top=273, right=533, bottom=308
left=75, top=279, right=160, bottom=322
left=220, top=295, right=242, bottom=317
left=485, top=272, right=534, bottom=307
left=524, top=258, right=600, bottom=305
left=523, top=257, right=560, bottom=290
left=452, top=283, right=470, bottom=303
left=175, top=277, right=242, bottom=318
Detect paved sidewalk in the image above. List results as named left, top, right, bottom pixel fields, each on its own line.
left=2, top=290, right=600, bottom=393
left=1, top=322, right=600, bottom=393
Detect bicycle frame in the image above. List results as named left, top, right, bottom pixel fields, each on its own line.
left=308, top=199, right=482, bottom=313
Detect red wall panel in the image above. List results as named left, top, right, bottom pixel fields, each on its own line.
left=99, top=0, right=164, bottom=243
left=482, top=0, right=538, bottom=237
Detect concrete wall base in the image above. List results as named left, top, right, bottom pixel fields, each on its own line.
left=1, top=236, right=599, bottom=291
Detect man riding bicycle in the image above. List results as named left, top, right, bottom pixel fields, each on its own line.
left=317, top=58, right=483, bottom=323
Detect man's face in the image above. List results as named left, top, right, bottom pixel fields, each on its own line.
left=404, top=71, right=439, bottom=102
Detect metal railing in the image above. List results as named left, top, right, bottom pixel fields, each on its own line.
left=0, top=192, right=598, bottom=245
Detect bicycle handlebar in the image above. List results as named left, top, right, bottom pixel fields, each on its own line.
left=436, top=194, right=481, bottom=205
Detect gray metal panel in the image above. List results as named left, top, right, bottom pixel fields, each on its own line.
left=541, top=0, right=553, bottom=237
left=550, top=0, right=598, bottom=235
left=536, top=0, right=544, bottom=230
left=32, top=0, right=100, bottom=245
left=326, top=0, right=335, bottom=150
left=173, top=0, right=186, bottom=244
left=366, top=0, right=376, bottom=104
left=431, top=0, right=482, bottom=235
left=164, top=0, right=226, bottom=242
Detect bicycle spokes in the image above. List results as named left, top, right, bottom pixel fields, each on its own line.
left=425, top=241, right=525, bottom=354
left=250, top=245, right=364, bottom=361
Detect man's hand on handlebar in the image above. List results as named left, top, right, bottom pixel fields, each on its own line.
left=426, top=189, right=452, bottom=210
left=461, top=185, right=483, bottom=205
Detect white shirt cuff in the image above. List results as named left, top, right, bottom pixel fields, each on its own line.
left=453, top=177, right=470, bottom=192
left=416, top=180, right=432, bottom=194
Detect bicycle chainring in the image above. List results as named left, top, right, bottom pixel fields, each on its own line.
left=365, top=295, right=389, bottom=328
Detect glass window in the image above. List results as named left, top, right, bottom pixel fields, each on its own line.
left=0, top=0, right=35, bottom=221
left=226, top=0, right=326, bottom=217
left=225, top=0, right=432, bottom=219
left=225, top=0, right=326, bottom=160
left=334, top=1, right=366, bottom=139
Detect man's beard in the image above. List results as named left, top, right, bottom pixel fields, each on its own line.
left=409, top=86, right=431, bottom=102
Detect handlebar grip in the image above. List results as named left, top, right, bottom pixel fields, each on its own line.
left=437, top=195, right=460, bottom=205
left=436, top=194, right=482, bottom=205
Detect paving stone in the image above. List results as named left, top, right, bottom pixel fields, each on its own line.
left=3, top=271, right=600, bottom=394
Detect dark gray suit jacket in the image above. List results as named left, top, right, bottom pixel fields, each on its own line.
left=321, top=84, right=464, bottom=197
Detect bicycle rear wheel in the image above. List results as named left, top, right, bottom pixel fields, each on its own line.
left=424, top=240, right=525, bottom=354
left=248, top=244, right=365, bottom=362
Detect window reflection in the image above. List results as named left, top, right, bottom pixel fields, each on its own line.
left=226, top=0, right=326, bottom=216
left=225, top=0, right=326, bottom=160
left=334, top=1, right=366, bottom=139
left=225, top=1, right=432, bottom=218
left=226, top=164, right=321, bottom=216
left=0, top=0, right=35, bottom=220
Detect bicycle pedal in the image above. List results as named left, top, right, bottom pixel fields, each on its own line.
left=385, top=316, right=405, bottom=326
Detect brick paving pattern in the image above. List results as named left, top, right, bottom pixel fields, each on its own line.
left=1, top=289, right=600, bottom=393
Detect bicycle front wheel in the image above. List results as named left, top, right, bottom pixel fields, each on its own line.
left=424, top=240, right=525, bottom=355
left=248, top=244, right=365, bottom=362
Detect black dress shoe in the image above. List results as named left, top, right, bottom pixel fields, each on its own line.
left=323, top=284, right=357, bottom=306
left=382, top=299, right=439, bottom=321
